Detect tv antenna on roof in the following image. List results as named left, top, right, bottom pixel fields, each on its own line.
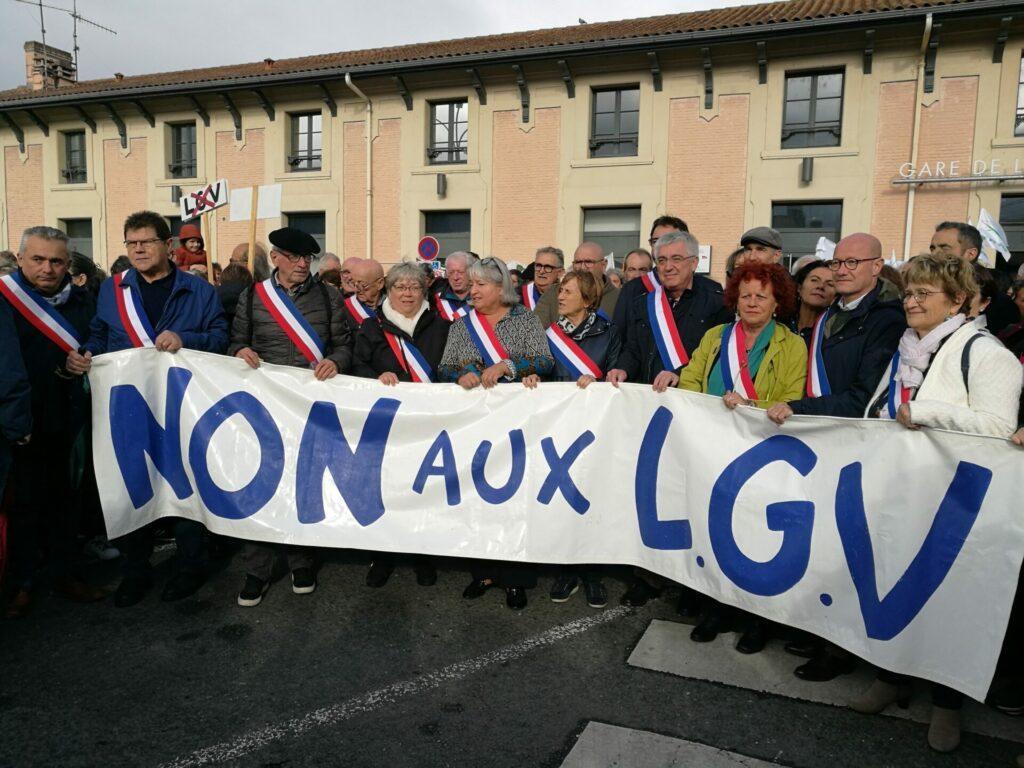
left=12, top=0, right=116, bottom=84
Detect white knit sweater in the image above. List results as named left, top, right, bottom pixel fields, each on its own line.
left=864, top=318, right=1023, bottom=437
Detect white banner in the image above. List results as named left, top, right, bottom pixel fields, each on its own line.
left=89, top=349, right=1024, bottom=700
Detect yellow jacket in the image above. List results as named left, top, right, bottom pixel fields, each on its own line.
left=678, top=322, right=808, bottom=409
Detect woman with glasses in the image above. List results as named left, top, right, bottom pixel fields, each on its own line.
left=353, top=262, right=452, bottom=589
left=438, top=257, right=554, bottom=610
left=852, top=253, right=1021, bottom=753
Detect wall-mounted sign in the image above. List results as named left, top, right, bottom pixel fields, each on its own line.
left=897, top=158, right=1024, bottom=181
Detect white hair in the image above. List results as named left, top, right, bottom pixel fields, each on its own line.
left=654, top=230, right=699, bottom=259
left=20, top=225, right=69, bottom=254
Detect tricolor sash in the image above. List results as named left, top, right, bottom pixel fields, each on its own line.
left=463, top=309, right=509, bottom=367
left=113, top=271, right=156, bottom=348
left=640, top=270, right=661, bottom=293
left=885, top=351, right=912, bottom=420
left=435, top=294, right=469, bottom=322
left=344, top=296, right=377, bottom=326
left=0, top=272, right=82, bottom=353
left=546, top=325, right=602, bottom=379
left=521, top=282, right=540, bottom=310
left=254, top=279, right=325, bottom=365
left=805, top=308, right=831, bottom=397
left=645, top=287, right=689, bottom=370
left=383, top=332, right=434, bottom=383
left=718, top=322, right=758, bottom=400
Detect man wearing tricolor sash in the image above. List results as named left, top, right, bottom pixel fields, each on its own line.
left=431, top=250, right=476, bottom=322
left=520, top=246, right=564, bottom=312
left=338, top=258, right=385, bottom=364
left=534, top=242, right=619, bottom=328
left=67, top=211, right=229, bottom=609
left=228, top=227, right=351, bottom=606
left=1, top=226, right=103, bottom=616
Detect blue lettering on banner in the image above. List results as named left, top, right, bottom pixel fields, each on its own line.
left=413, top=430, right=461, bottom=506
left=471, top=429, right=526, bottom=504
left=538, top=432, right=595, bottom=514
left=295, top=398, right=401, bottom=526
left=109, top=367, right=194, bottom=508
left=634, top=406, right=691, bottom=550
left=187, top=392, right=285, bottom=520
left=707, top=435, right=817, bottom=596
left=836, top=460, right=991, bottom=641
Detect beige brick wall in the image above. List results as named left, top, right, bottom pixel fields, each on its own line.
left=343, top=121, right=365, bottom=260
left=4, top=145, right=44, bottom=251
left=666, top=95, right=749, bottom=284
left=491, top=107, right=561, bottom=262
left=103, top=137, right=148, bottom=269
left=344, top=119, right=402, bottom=265
left=215, top=128, right=266, bottom=261
left=910, top=76, right=979, bottom=255
left=870, top=81, right=915, bottom=258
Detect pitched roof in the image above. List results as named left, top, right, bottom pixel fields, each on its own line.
left=0, top=0, right=989, bottom=105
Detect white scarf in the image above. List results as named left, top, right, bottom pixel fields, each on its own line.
left=895, top=314, right=966, bottom=390
left=381, top=297, right=427, bottom=338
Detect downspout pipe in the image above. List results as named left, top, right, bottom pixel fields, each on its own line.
left=903, top=13, right=933, bottom=259
left=345, top=73, right=372, bottom=260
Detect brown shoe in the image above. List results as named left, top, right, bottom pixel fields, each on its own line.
left=4, top=588, right=31, bottom=619
left=54, top=577, right=107, bottom=603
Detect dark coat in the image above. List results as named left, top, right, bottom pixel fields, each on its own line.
left=353, top=306, right=450, bottom=381
left=789, top=280, right=906, bottom=417
left=613, top=274, right=731, bottom=384
left=217, top=280, right=248, bottom=329
left=0, top=300, right=32, bottom=496
left=550, top=314, right=621, bottom=382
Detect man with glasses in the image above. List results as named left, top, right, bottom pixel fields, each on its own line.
left=534, top=242, right=619, bottom=327
left=228, top=227, right=350, bottom=607
left=521, top=246, right=564, bottom=309
left=614, top=216, right=690, bottom=331
left=66, top=210, right=228, bottom=608
left=431, top=251, right=477, bottom=320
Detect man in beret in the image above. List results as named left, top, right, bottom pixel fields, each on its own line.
left=228, top=226, right=352, bottom=607
left=739, top=226, right=784, bottom=265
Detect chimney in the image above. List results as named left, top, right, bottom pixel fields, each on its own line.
left=24, top=41, right=77, bottom=90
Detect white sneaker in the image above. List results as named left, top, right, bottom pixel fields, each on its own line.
left=84, top=536, right=120, bottom=561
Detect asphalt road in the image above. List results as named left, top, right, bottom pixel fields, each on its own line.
left=2, top=546, right=1022, bottom=768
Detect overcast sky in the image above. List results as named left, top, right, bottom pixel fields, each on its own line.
left=0, top=0, right=752, bottom=91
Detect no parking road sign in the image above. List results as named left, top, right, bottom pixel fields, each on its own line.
left=418, top=236, right=440, bottom=262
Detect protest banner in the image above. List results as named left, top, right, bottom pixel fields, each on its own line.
left=88, top=348, right=1024, bottom=700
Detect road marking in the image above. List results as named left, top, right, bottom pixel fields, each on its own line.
left=628, top=619, right=1024, bottom=744
left=562, top=722, right=777, bottom=767
left=159, top=606, right=631, bottom=768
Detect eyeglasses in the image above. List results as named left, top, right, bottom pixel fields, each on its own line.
left=391, top=282, right=424, bottom=293
left=273, top=249, right=313, bottom=264
left=827, top=257, right=880, bottom=271
left=353, top=280, right=382, bottom=291
left=902, top=289, right=943, bottom=304
left=655, top=255, right=697, bottom=267
left=534, top=263, right=561, bottom=273
left=123, top=238, right=164, bottom=249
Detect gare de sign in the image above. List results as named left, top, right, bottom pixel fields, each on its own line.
left=898, top=157, right=1024, bottom=180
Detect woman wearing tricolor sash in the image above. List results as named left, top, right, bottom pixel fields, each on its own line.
left=678, top=262, right=806, bottom=654
left=353, top=262, right=451, bottom=590
left=853, top=254, right=1022, bottom=754
left=438, top=257, right=554, bottom=610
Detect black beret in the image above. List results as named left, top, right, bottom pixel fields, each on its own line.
left=268, top=227, right=320, bottom=257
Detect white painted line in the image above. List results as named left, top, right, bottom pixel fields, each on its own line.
left=629, top=619, right=1024, bottom=744
left=562, top=722, right=777, bottom=768
left=160, top=606, right=631, bottom=768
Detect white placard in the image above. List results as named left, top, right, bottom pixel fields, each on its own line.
left=179, top=179, right=229, bottom=222
left=229, top=184, right=283, bottom=221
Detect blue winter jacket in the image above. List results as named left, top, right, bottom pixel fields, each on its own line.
left=550, top=314, right=621, bottom=382
left=85, top=268, right=228, bottom=355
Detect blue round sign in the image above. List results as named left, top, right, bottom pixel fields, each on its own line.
left=418, top=236, right=440, bottom=262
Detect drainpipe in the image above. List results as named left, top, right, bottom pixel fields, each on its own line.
left=345, top=73, right=373, bottom=260
left=902, top=13, right=933, bottom=259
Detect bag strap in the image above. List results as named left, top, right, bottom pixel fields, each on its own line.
left=246, top=286, right=255, bottom=348
left=960, top=333, right=985, bottom=393
left=318, top=282, right=333, bottom=347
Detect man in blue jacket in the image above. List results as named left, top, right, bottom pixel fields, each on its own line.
left=66, top=210, right=228, bottom=608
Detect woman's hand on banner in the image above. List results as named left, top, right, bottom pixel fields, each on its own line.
left=480, top=362, right=511, bottom=389
left=896, top=403, right=919, bottom=430
left=66, top=349, right=92, bottom=375
left=457, top=372, right=481, bottom=390
left=767, top=403, right=793, bottom=425
left=522, top=374, right=540, bottom=389
left=723, top=392, right=751, bottom=410
left=313, top=359, right=339, bottom=381
left=235, top=348, right=261, bottom=369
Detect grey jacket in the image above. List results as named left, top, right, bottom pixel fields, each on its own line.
left=228, top=271, right=353, bottom=372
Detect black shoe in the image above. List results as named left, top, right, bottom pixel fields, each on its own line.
left=736, top=621, right=769, bottom=654
left=291, top=568, right=316, bottom=594
left=549, top=575, right=580, bottom=603
left=463, top=578, right=494, bottom=599
left=506, top=587, right=527, bottom=610
left=987, top=685, right=1024, bottom=716
left=160, top=571, right=205, bottom=602
left=784, top=638, right=821, bottom=659
left=415, top=564, right=437, bottom=587
left=365, top=561, right=394, bottom=589
left=676, top=588, right=702, bottom=619
left=584, top=580, right=608, bottom=609
left=690, top=610, right=729, bottom=643
left=114, top=576, right=153, bottom=608
left=237, top=575, right=269, bottom=607
left=794, top=652, right=857, bottom=682
left=621, top=579, right=661, bottom=607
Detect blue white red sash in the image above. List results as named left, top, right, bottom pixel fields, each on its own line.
left=113, top=271, right=156, bottom=348
left=254, top=278, right=324, bottom=365
left=645, top=286, right=688, bottom=370
left=521, top=282, right=540, bottom=310
left=383, top=331, right=434, bottom=383
left=719, top=322, right=758, bottom=400
left=885, top=351, right=912, bottom=420
left=0, top=272, right=82, bottom=353
left=640, top=270, right=661, bottom=293
left=546, top=325, right=602, bottom=379
left=435, top=294, right=469, bottom=322
left=463, top=309, right=509, bottom=367
left=805, top=308, right=831, bottom=397
left=344, top=296, right=376, bottom=326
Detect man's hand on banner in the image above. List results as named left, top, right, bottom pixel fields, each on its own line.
left=313, top=359, right=339, bottom=381
left=767, top=403, right=793, bottom=425
left=378, top=372, right=400, bottom=386
left=606, top=369, right=627, bottom=387
left=235, top=348, right=261, bottom=369
left=652, top=370, right=679, bottom=392
left=576, top=374, right=596, bottom=389
left=65, top=349, right=92, bottom=376
left=154, top=331, right=183, bottom=353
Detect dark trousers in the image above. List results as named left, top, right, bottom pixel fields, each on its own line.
left=8, top=432, right=77, bottom=587
left=471, top=560, right=537, bottom=589
left=242, top=542, right=314, bottom=581
left=558, top=565, right=604, bottom=584
left=993, top=565, right=1024, bottom=683
left=370, top=551, right=433, bottom=573
left=118, top=517, right=206, bottom=580
left=878, top=668, right=963, bottom=710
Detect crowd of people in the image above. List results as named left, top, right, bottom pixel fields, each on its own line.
left=2, top=209, right=1024, bottom=754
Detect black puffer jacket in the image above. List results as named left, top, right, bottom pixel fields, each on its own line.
left=353, top=305, right=450, bottom=381
left=550, top=313, right=621, bottom=381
